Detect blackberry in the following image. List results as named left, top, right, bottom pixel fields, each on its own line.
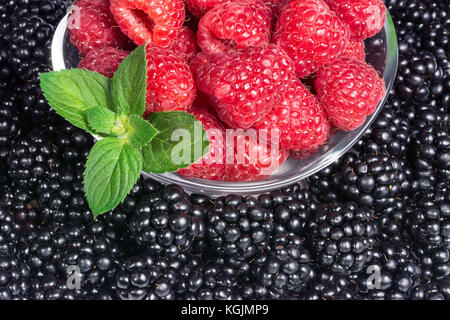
left=376, top=194, right=412, bottom=244
left=354, top=107, right=410, bottom=157
left=0, top=205, right=28, bottom=300
left=356, top=242, right=422, bottom=300
left=206, top=195, right=273, bottom=261
left=409, top=124, right=450, bottom=192
left=176, top=258, right=252, bottom=300
left=406, top=183, right=450, bottom=249
left=113, top=253, right=188, bottom=300
left=0, top=91, right=22, bottom=159
left=7, top=129, right=60, bottom=191
left=308, top=202, right=378, bottom=275
left=300, top=270, right=360, bottom=300
left=258, top=184, right=316, bottom=236
left=409, top=278, right=450, bottom=300
left=251, top=234, right=313, bottom=298
left=128, top=184, right=205, bottom=258
left=332, top=152, right=409, bottom=209
left=414, top=243, right=450, bottom=281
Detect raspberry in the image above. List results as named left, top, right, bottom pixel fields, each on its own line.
left=178, top=106, right=226, bottom=181
left=145, top=46, right=197, bottom=114
left=315, top=58, right=386, bottom=131
left=168, top=27, right=198, bottom=62
left=185, top=0, right=226, bottom=18
left=78, top=47, right=129, bottom=78
left=273, top=0, right=349, bottom=78
left=67, top=0, right=132, bottom=56
left=192, top=45, right=295, bottom=129
left=223, top=130, right=288, bottom=182
left=254, top=78, right=330, bottom=152
left=341, top=40, right=366, bottom=61
left=197, top=0, right=272, bottom=56
left=324, top=0, right=386, bottom=41
left=110, top=0, right=185, bottom=47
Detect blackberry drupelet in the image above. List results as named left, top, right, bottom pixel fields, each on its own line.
left=406, top=183, right=450, bottom=249
left=7, top=129, right=60, bottom=191
left=414, top=243, right=449, bottom=281
left=206, top=195, right=273, bottom=261
left=128, top=184, right=205, bottom=258
left=308, top=202, right=378, bottom=275
left=251, top=234, right=313, bottom=298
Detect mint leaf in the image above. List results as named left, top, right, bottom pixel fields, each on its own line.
left=111, top=45, right=147, bottom=116
left=142, top=111, right=209, bottom=174
left=87, top=107, right=117, bottom=135
left=84, top=138, right=142, bottom=217
left=40, top=69, right=113, bottom=132
left=128, top=115, right=159, bottom=148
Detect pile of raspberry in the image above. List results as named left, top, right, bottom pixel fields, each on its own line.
left=69, top=0, right=387, bottom=182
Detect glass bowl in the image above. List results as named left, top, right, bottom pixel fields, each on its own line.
left=51, top=12, right=398, bottom=196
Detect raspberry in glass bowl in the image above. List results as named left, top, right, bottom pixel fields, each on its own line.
left=51, top=8, right=397, bottom=196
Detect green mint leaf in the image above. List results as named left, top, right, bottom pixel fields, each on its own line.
left=128, top=115, right=159, bottom=148
left=142, top=111, right=209, bottom=174
left=87, top=107, right=117, bottom=135
left=111, top=45, right=147, bottom=116
left=39, top=69, right=113, bottom=132
left=84, top=138, right=143, bottom=217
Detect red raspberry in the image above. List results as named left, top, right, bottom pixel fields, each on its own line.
left=192, top=44, right=295, bottom=129
left=177, top=106, right=226, bottom=180
left=145, top=46, right=197, bottom=114
left=223, top=130, right=288, bottom=182
left=273, top=0, right=349, bottom=78
left=185, top=0, right=226, bottom=18
left=315, top=58, right=386, bottom=131
left=110, top=0, right=185, bottom=47
left=67, top=0, right=131, bottom=56
left=341, top=40, right=366, bottom=61
left=78, top=47, right=129, bottom=78
left=168, top=27, right=199, bottom=62
left=324, top=0, right=386, bottom=41
left=254, top=78, right=330, bottom=152
left=197, top=0, right=272, bottom=56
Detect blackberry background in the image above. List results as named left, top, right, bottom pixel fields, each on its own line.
left=0, top=0, right=449, bottom=300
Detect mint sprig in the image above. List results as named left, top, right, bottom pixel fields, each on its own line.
left=39, top=45, right=208, bottom=217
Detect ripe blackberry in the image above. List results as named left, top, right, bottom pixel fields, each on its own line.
left=128, top=184, right=205, bottom=258
left=7, top=129, right=60, bottom=191
left=414, top=243, right=449, bottom=281
left=258, top=185, right=316, bottom=236
left=409, top=123, right=450, bottom=192
left=308, top=202, right=378, bottom=275
left=396, top=50, right=450, bottom=106
left=175, top=257, right=254, bottom=300
left=406, top=183, right=450, bottom=249
left=113, top=253, right=189, bottom=300
left=206, top=195, right=273, bottom=261
left=251, top=234, right=313, bottom=298
left=356, top=242, right=422, bottom=300
left=0, top=91, right=22, bottom=159
left=376, top=194, right=412, bottom=244
left=8, top=17, right=54, bottom=81
left=332, top=152, right=410, bottom=209
left=409, top=278, right=450, bottom=300
left=354, top=107, right=410, bottom=157
left=300, top=269, right=360, bottom=300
